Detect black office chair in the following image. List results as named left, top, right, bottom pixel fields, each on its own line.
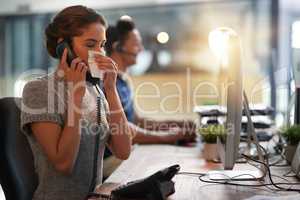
left=0, top=97, right=38, bottom=200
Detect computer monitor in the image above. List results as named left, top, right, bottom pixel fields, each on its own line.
left=208, top=28, right=265, bottom=180
left=217, top=30, right=243, bottom=170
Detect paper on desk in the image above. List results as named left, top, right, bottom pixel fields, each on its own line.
left=244, top=194, right=300, bottom=200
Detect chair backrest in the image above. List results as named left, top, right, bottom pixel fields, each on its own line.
left=0, top=97, right=38, bottom=200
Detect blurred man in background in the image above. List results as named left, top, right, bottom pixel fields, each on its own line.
left=103, top=18, right=196, bottom=178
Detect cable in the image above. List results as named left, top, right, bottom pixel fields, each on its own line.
left=177, top=172, right=206, bottom=176
left=271, top=174, right=293, bottom=184
left=87, top=82, right=112, bottom=199
left=242, top=153, right=300, bottom=192
left=283, top=170, right=298, bottom=178
left=240, top=133, right=288, bottom=168
left=95, top=84, right=102, bottom=95
left=87, top=94, right=102, bottom=194
left=268, top=153, right=288, bottom=167
left=177, top=144, right=300, bottom=192
left=178, top=172, right=270, bottom=187
left=198, top=175, right=300, bottom=193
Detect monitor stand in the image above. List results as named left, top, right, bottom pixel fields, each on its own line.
left=207, top=91, right=266, bottom=181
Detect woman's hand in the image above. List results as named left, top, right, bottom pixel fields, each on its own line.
left=58, top=48, right=88, bottom=102
left=94, top=54, right=118, bottom=92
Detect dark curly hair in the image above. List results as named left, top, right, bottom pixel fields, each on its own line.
left=105, top=18, right=135, bottom=56
left=45, top=5, right=106, bottom=58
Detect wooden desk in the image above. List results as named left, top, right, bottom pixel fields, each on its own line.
left=97, top=144, right=300, bottom=200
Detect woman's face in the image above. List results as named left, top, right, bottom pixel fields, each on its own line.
left=72, top=22, right=106, bottom=65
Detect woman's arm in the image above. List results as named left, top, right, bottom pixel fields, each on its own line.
left=95, top=55, right=132, bottom=160
left=31, top=98, right=82, bottom=175
left=30, top=49, right=88, bottom=175
left=106, top=88, right=132, bottom=160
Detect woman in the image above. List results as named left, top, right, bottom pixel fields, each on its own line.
left=20, top=5, right=132, bottom=200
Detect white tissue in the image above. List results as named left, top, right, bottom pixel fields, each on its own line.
left=88, top=50, right=105, bottom=80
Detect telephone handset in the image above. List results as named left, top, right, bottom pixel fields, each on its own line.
left=55, top=40, right=100, bottom=86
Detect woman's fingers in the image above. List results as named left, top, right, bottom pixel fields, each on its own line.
left=93, top=53, right=107, bottom=60
left=95, top=62, right=113, bottom=68
left=80, top=65, right=88, bottom=79
left=95, top=64, right=118, bottom=74
left=82, top=65, right=88, bottom=74
left=94, top=56, right=115, bottom=64
left=74, top=62, right=88, bottom=81
left=61, top=56, right=87, bottom=83
left=80, top=63, right=88, bottom=73
left=95, top=59, right=118, bottom=69
left=76, top=62, right=86, bottom=72
left=93, top=54, right=118, bottom=70
left=70, top=57, right=83, bottom=71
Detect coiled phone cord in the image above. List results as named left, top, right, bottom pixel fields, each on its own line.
left=86, top=83, right=114, bottom=199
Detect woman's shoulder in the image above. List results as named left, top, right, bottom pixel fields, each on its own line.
left=20, top=73, right=66, bottom=131
left=22, top=76, right=48, bottom=99
left=24, top=72, right=59, bottom=88
left=23, top=76, right=47, bottom=92
left=22, top=73, right=63, bottom=107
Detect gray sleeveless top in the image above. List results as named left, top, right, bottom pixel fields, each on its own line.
left=20, top=73, right=110, bottom=200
